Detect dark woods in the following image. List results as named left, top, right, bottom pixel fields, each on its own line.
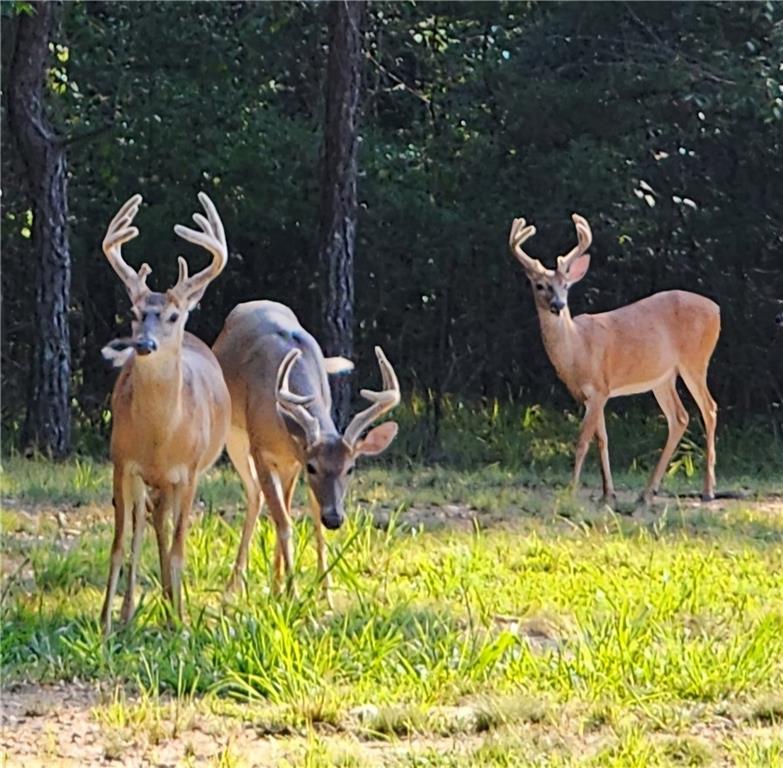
left=2, top=2, right=782, bottom=455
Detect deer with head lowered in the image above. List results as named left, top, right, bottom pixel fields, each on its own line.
left=99, top=192, right=231, bottom=634
left=509, top=213, right=720, bottom=504
left=212, top=301, right=400, bottom=602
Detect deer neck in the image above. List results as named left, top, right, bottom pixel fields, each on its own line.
left=536, top=306, right=581, bottom=396
left=129, top=351, right=183, bottom=427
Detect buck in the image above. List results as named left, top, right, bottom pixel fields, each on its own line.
left=509, top=213, right=720, bottom=504
left=99, top=192, right=231, bottom=634
left=212, top=300, right=400, bottom=601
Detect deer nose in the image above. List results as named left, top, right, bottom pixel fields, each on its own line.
left=549, top=299, right=566, bottom=315
left=135, top=337, right=158, bottom=355
left=321, top=508, right=344, bottom=530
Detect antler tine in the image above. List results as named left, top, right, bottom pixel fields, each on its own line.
left=343, top=346, right=401, bottom=448
left=103, top=194, right=150, bottom=299
left=277, top=349, right=314, bottom=406
left=275, top=349, right=321, bottom=445
left=173, top=192, right=228, bottom=298
left=557, top=213, right=593, bottom=274
left=508, top=217, right=546, bottom=275
left=176, top=256, right=188, bottom=284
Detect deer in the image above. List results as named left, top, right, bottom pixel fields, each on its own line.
left=99, top=192, right=231, bottom=634
left=509, top=213, right=720, bottom=505
left=212, top=300, right=400, bottom=603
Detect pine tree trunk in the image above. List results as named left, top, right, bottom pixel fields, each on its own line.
left=317, top=0, right=364, bottom=430
left=8, top=2, right=72, bottom=457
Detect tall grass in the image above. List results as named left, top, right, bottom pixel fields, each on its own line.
left=2, top=400, right=781, bottom=765
left=3, top=497, right=782, bottom=709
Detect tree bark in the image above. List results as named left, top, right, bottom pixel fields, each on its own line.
left=317, top=0, right=364, bottom=430
left=7, top=2, right=72, bottom=457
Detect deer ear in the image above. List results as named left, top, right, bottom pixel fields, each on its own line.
left=561, top=252, right=590, bottom=284
left=354, top=421, right=398, bottom=457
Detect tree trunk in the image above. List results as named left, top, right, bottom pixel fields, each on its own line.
left=317, top=0, right=364, bottom=430
left=8, top=2, right=72, bottom=457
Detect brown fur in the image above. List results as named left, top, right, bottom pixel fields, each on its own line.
left=213, top=300, right=399, bottom=602
left=100, top=194, right=230, bottom=633
left=510, top=215, right=720, bottom=503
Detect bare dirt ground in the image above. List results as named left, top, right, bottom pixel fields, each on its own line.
left=3, top=680, right=783, bottom=768
left=0, top=681, right=510, bottom=767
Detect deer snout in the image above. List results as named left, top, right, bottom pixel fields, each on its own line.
left=135, top=337, right=158, bottom=355
left=321, top=507, right=344, bottom=530
left=549, top=298, right=566, bottom=315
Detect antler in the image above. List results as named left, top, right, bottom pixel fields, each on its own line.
left=508, top=217, right=546, bottom=275
left=172, top=192, right=228, bottom=303
left=103, top=194, right=151, bottom=300
left=276, top=349, right=321, bottom=446
left=557, top=213, right=592, bottom=275
left=343, top=346, right=401, bottom=448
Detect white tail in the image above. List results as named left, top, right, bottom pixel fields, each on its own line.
left=510, top=213, right=720, bottom=503
left=99, top=193, right=231, bottom=634
left=101, top=338, right=134, bottom=368
left=213, top=300, right=400, bottom=603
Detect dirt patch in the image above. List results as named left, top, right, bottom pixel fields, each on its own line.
left=374, top=491, right=783, bottom=533
left=4, top=682, right=783, bottom=767
left=1, top=682, right=495, bottom=767
left=1, top=682, right=292, bottom=767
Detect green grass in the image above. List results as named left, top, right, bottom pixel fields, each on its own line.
left=1, top=425, right=782, bottom=765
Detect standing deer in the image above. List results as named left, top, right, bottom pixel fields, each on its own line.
left=213, top=301, right=400, bottom=602
left=509, top=213, right=720, bottom=504
left=100, top=192, right=231, bottom=634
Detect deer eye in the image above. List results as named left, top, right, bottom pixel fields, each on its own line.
left=168, top=312, right=179, bottom=324
left=536, top=284, right=545, bottom=291
left=346, top=466, right=354, bottom=476
left=306, top=462, right=317, bottom=475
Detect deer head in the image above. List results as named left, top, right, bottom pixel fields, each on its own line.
left=103, top=192, right=227, bottom=359
left=276, top=346, right=400, bottom=530
left=509, top=213, right=593, bottom=316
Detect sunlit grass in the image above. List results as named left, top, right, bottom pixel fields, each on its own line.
left=1, top=448, right=782, bottom=765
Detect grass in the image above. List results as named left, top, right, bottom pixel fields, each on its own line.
left=1, top=407, right=782, bottom=765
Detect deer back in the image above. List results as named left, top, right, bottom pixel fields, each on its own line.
left=213, top=301, right=336, bottom=453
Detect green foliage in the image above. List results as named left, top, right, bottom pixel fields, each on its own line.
left=2, top=1, right=782, bottom=445
left=2, top=461, right=783, bottom=763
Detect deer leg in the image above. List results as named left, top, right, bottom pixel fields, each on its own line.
left=151, top=486, right=173, bottom=601
left=641, top=379, right=689, bottom=504
left=572, top=398, right=605, bottom=492
left=680, top=369, right=718, bottom=501
left=257, top=465, right=294, bottom=596
left=100, top=465, right=129, bottom=635
left=226, top=428, right=265, bottom=593
left=119, top=475, right=147, bottom=625
left=308, top=488, right=333, bottom=609
left=595, top=410, right=615, bottom=503
left=169, top=478, right=196, bottom=623
left=282, top=469, right=301, bottom=596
